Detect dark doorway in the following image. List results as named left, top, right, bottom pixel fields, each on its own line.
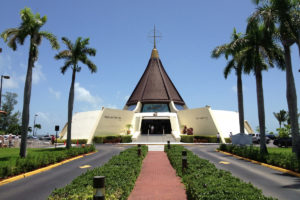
left=141, top=119, right=171, bottom=134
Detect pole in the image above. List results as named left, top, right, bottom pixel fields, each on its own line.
left=138, top=144, right=141, bottom=157
left=33, top=114, right=37, bottom=136
left=93, top=176, right=105, bottom=200
left=182, top=151, right=187, bottom=174
left=0, top=76, right=3, bottom=110
left=167, top=140, right=170, bottom=149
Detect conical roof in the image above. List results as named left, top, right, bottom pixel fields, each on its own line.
left=126, top=48, right=185, bottom=106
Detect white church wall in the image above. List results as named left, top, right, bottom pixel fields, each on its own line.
left=177, top=107, right=219, bottom=136
left=94, top=108, right=134, bottom=136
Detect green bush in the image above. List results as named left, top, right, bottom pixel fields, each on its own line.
left=56, top=139, right=87, bottom=144
left=0, top=145, right=95, bottom=179
left=49, top=146, right=148, bottom=200
left=224, top=137, right=231, bottom=143
left=121, top=135, right=132, bottom=143
left=165, top=145, right=275, bottom=200
left=180, top=135, right=194, bottom=143
left=219, top=144, right=300, bottom=172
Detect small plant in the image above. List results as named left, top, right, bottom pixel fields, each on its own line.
left=125, top=124, right=132, bottom=134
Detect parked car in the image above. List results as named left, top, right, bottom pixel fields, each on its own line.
left=273, top=137, right=292, bottom=147
left=39, top=135, right=51, bottom=141
left=249, top=133, right=270, bottom=144
left=266, top=134, right=276, bottom=140
left=27, top=135, right=38, bottom=140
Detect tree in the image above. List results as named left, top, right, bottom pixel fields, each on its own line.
left=34, top=123, right=41, bottom=135
left=273, top=109, right=288, bottom=128
left=212, top=28, right=246, bottom=134
left=55, top=37, right=97, bottom=149
left=0, top=92, right=20, bottom=132
left=252, top=0, right=300, bottom=156
left=1, top=8, right=59, bottom=157
left=242, top=19, right=285, bottom=155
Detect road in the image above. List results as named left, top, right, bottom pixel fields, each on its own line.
left=0, top=144, right=128, bottom=200
left=186, top=145, right=300, bottom=200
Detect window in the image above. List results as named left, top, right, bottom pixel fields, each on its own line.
left=127, top=104, right=137, bottom=111
left=175, top=104, right=184, bottom=110
left=141, top=104, right=170, bottom=112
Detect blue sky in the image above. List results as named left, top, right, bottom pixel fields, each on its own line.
left=0, top=0, right=299, bottom=135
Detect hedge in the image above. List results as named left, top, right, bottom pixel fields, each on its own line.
left=0, top=145, right=95, bottom=179
left=219, top=144, right=300, bottom=172
left=49, top=145, right=148, bottom=200
left=56, top=139, right=87, bottom=144
left=180, top=135, right=219, bottom=143
left=165, top=145, right=276, bottom=200
left=93, top=135, right=132, bottom=144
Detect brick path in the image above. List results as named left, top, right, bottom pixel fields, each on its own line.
left=128, top=151, right=187, bottom=200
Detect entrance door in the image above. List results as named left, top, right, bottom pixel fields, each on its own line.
left=141, top=119, right=171, bottom=134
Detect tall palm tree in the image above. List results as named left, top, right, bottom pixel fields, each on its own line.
left=273, top=109, right=288, bottom=128
left=55, top=37, right=97, bottom=149
left=252, top=0, right=300, bottom=157
left=212, top=28, right=246, bottom=134
left=1, top=8, right=59, bottom=157
left=242, top=20, right=285, bottom=154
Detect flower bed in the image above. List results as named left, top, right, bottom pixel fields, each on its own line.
left=49, top=145, right=147, bottom=200
left=93, top=135, right=132, bottom=143
left=165, top=145, right=276, bottom=200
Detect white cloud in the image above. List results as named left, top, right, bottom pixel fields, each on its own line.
left=49, top=87, right=61, bottom=99
left=2, top=75, right=19, bottom=89
left=75, top=82, right=102, bottom=108
left=32, top=62, right=46, bottom=84
left=0, top=54, right=12, bottom=70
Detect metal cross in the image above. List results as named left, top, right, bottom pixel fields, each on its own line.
left=150, top=25, right=161, bottom=48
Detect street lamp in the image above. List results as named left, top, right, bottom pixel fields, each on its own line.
left=33, top=114, right=38, bottom=136
left=0, top=75, right=10, bottom=110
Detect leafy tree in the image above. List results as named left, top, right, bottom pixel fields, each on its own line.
left=34, top=123, right=41, bottom=135
left=28, top=126, right=32, bottom=133
left=55, top=37, right=97, bottom=149
left=252, top=0, right=300, bottom=156
left=1, top=7, right=59, bottom=157
left=242, top=19, right=284, bottom=155
left=212, top=28, right=246, bottom=134
left=277, top=124, right=291, bottom=138
left=273, top=109, right=288, bottom=128
left=0, top=92, right=20, bottom=132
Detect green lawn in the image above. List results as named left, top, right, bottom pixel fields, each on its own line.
left=0, top=146, right=95, bottom=179
left=267, top=147, right=292, bottom=154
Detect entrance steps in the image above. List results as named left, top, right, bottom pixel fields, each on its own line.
left=135, top=134, right=177, bottom=143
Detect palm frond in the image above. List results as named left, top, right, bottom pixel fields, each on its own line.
left=55, top=50, right=72, bottom=60
left=224, top=59, right=235, bottom=79
left=60, top=60, right=73, bottom=74
left=62, top=37, right=73, bottom=50
left=40, top=31, right=60, bottom=49
left=79, top=55, right=97, bottom=73
left=82, top=47, right=96, bottom=56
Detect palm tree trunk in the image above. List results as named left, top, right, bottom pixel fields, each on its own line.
left=255, top=68, right=268, bottom=155
left=20, top=42, right=34, bottom=158
left=284, top=45, right=300, bottom=157
left=66, top=68, right=76, bottom=149
left=237, top=67, right=245, bottom=134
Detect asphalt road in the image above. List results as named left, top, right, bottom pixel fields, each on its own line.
left=186, top=145, right=300, bottom=200
left=0, top=144, right=128, bottom=200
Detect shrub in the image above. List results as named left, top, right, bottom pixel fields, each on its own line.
left=93, top=135, right=132, bottom=144
left=56, top=139, right=87, bottom=144
left=165, top=145, right=275, bottom=200
left=0, top=145, right=95, bottom=179
left=219, top=144, right=300, bottom=172
left=224, top=137, right=231, bottom=143
left=181, top=135, right=218, bottom=143
left=121, top=135, right=132, bottom=143
left=180, top=135, right=194, bottom=143
left=49, top=146, right=148, bottom=200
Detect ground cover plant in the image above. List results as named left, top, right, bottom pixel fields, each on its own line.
left=0, top=145, right=95, bottom=179
left=49, top=145, right=147, bottom=200
left=181, top=135, right=229, bottom=143
left=93, top=135, right=132, bottom=143
left=165, top=145, right=276, bottom=200
left=219, top=144, right=300, bottom=172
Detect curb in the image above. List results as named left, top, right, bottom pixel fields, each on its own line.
left=217, top=150, right=300, bottom=178
left=0, top=151, right=96, bottom=186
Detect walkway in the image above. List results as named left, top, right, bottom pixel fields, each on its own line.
left=128, top=145, right=186, bottom=200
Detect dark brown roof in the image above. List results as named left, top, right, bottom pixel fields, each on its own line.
left=126, top=48, right=185, bottom=106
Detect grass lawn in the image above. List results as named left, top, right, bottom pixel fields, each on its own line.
left=0, top=146, right=95, bottom=179
left=267, top=147, right=292, bottom=154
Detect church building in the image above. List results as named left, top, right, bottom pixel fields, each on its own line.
left=60, top=44, right=253, bottom=143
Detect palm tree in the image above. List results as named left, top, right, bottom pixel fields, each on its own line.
left=212, top=28, right=246, bottom=134
left=273, top=109, right=288, bottom=128
left=252, top=0, right=300, bottom=157
left=1, top=8, right=59, bottom=157
left=55, top=37, right=97, bottom=149
left=242, top=20, right=285, bottom=154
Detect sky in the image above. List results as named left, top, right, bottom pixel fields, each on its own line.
left=0, top=0, right=299, bottom=135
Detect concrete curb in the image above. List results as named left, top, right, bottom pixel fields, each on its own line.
left=0, top=151, right=96, bottom=186
left=217, top=150, right=300, bottom=178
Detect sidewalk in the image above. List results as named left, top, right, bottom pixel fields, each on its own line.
left=128, top=146, right=187, bottom=200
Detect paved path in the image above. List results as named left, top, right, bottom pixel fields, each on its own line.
left=186, top=145, right=300, bottom=200
left=0, top=145, right=127, bottom=200
left=128, top=146, right=186, bottom=200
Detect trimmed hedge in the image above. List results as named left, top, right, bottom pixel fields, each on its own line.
left=180, top=135, right=218, bottom=143
left=219, top=144, right=300, bottom=172
left=49, top=145, right=148, bottom=200
left=93, top=135, right=132, bottom=144
left=0, top=145, right=95, bottom=179
left=165, top=145, right=276, bottom=200
left=56, top=139, right=87, bottom=144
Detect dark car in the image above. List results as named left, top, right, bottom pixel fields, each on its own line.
left=273, top=137, right=292, bottom=147
left=266, top=134, right=276, bottom=140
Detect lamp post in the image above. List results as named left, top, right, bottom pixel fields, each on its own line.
left=0, top=75, right=10, bottom=110
left=33, top=114, right=38, bottom=136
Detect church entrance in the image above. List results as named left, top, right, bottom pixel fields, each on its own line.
left=141, top=119, right=172, bottom=134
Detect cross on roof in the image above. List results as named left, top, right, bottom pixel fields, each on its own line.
left=150, top=25, right=161, bottom=49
